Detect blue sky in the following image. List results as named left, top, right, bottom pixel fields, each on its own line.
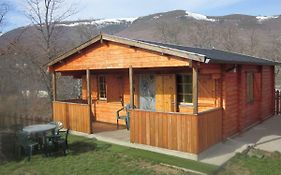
left=1, top=0, right=281, bottom=33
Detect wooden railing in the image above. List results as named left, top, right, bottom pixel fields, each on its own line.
left=275, top=90, right=281, bottom=114
left=130, top=108, right=222, bottom=154
left=53, top=101, right=91, bottom=133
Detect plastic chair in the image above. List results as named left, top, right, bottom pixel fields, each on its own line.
left=116, top=104, right=134, bottom=130
left=49, top=121, right=64, bottom=135
left=16, top=131, right=38, bottom=161
left=53, top=129, right=69, bottom=155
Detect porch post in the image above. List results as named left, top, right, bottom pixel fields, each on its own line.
left=192, top=66, right=198, bottom=114
left=86, top=69, right=92, bottom=133
left=52, top=71, right=57, bottom=101
left=129, top=65, right=134, bottom=108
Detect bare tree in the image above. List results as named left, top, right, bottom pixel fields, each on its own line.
left=25, top=0, right=77, bottom=59
left=247, top=29, right=260, bottom=56
left=23, top=0, right=78, bottom=107
left=155, top=21, right=182, bottom=44
left=0, top=3, right=8, bottom=32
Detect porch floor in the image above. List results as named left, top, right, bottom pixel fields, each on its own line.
left=92, top=121, right=126, bottom=133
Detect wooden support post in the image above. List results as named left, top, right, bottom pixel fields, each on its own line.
left=277, top=90, right=279, bottom=114
left=129, top=65, right=134, bottom=108
left=86, top=69, right=92, bottom=133
left=258, top=66, right=263, bottom=122
left=192, top=66, right=198, bottom=114
left=52, top=72, right=57, bottom=101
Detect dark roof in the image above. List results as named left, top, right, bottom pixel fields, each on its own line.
left=47, top=34, right=280, bottom=67
left=140, top=40, right=278, bottom=65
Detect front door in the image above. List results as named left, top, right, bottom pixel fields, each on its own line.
left=139, top=74, right=155, bottom=111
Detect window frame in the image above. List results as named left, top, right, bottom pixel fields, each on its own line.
left=98, top=75, right=107, bottom=101
left=176, top=74, right=193, bottom=105
left=246, top=72, right=254, bottom=103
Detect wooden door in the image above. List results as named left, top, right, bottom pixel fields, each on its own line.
left=155, top=74, right=176, bottom=112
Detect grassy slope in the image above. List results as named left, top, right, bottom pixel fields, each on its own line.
left=218, top=150, right=281, bottom=175
left=0, top=135, right=217, bottom=175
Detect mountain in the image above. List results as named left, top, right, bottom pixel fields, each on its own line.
left=1, top=10, right=281, bottom=117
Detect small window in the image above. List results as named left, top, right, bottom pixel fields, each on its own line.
left=177, top=74, right=192, bottom=104
left=246, top=72, right=254, bottom=103
left=98, top=76, right=107, bottom=100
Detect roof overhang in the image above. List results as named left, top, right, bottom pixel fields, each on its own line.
left=47, top=34, right=206, bottom=67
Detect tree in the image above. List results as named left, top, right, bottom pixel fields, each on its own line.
left=25, top=0, right=77, bottom=59
left=0, top=3, right=8, bottom=33
left=24, top=0, right=77, bottom=104
left=155, top=21, right=182, bottom=44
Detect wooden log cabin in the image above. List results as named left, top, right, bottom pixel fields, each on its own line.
left=48, top=34, right=278, bottom=155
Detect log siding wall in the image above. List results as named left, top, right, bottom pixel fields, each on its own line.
left=222, top=65, right=275, bottom=138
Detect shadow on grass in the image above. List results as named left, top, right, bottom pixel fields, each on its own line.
left=0, top=132, right=114, bottom=163
left=67, top=138, right=112, bottom=156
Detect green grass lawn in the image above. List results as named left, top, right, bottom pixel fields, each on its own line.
left=217, top=149, right=281, bottom=175
left=0, top=134, right=217, bottom=175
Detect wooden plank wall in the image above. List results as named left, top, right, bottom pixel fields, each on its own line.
left=81, top=73, right=139, bottom=125
left=53, top=101, right=91, bottom=133
left=130, top=108, right=222, bottom=154
left=197, top=109, right=223, bottom=153
left=53, top=42, right=190, bottom=71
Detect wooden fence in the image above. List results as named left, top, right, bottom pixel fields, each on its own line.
left=0, top=115, right=49, bottom=130
left=275, top=90, right=281, bottom=114
left=53, top=101, right=91, bottom=133
left=130, top=108, right=222, bottom=154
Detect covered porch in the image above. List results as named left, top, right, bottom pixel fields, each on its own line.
left=49, top=34, right=223, bottom=154
left=51, top=64, right=223, bottom=154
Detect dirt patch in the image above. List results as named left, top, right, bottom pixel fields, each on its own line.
left=136, top=160, right=195, bottom=175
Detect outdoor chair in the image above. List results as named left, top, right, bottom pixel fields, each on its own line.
left=52, top=129, right=69, bottom=155
left=48, top=121, right=66, bottom=140
left=116, top=104, right=134, bottom=130
left=16, top=131, right=38, bottom=161
left=49, top=121, right=64, bottom=135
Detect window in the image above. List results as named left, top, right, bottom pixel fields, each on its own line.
left=246, top=72, right=254, bottom=103
left=177, top=74, right=192, bottom=104
left=98, top=76, right=107, bottom=100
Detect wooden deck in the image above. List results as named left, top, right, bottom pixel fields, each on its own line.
left=92, top=121, right=126, bottom=133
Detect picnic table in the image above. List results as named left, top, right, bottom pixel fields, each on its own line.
left=23, top=124, right=56, bottom=134
left=23, top=124, right=56, bottom=146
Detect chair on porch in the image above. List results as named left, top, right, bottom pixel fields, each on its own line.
left=116, top=104, right=134, bottom=130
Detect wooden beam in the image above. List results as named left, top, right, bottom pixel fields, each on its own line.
left=129, top=65, right=134, bottom=108
left=52, top=72, right=57, bottom=101
left=86, top=69, right=92, bottom=133
left=192, top=66, right=198, bottom=114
